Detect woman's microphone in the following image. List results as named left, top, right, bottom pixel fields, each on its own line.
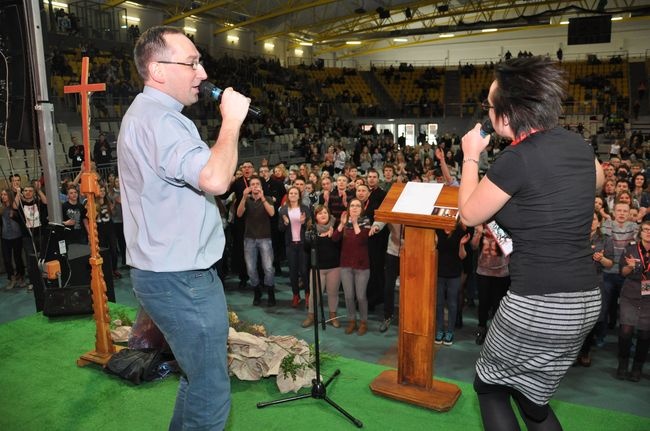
left=199, top=81, right=262, bottom=117
left=480, top=118, right=494, bottom=138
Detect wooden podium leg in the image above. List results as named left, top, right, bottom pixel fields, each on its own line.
left=370, top=226, right=461, bottom=411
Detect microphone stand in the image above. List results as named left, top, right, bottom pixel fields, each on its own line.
left=257, top=229, right=363, bottom=428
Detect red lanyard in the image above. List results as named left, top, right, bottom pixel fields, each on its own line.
left=510, top=129, right=540, bottom=146
left=636, top=243, right=650, bottom=279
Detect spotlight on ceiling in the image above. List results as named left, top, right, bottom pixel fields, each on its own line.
left=376, top=7, right=390, bottom=19
left=405, top=7, right=412, bottom=19
left=437, top=4, right=449, bottom=13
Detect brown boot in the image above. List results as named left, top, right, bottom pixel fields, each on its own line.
left=357, top=320, right=368, bottom=336
left=329, top=312, right=340, bottom=328
left=301, top=313, right=314, bottom=328
left=345, top=320, right=357, bottom=334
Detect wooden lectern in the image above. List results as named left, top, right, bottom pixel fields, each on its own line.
left=369, top=182, right=461, bottom=411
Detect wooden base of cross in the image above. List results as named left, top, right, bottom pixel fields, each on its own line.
left=75, top=172, right=124, bottom=367
left=64, top=57, right=123, bottom=368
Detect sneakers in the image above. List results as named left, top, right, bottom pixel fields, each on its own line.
left=443, top=332, right=454, bottom=346
left=379, top=317, right=392, bottom=333
left=291, top=294, right=301, bottom=308
left=435, top=330, right=444, bottom=344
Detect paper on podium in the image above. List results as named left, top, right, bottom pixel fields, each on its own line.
left=391, top=182, right=444, bottom=215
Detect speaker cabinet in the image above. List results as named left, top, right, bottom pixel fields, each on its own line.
left=29, top=244, right=115, bottom=314
left=42, top=285, right=93, bottom=317
left=0, top=0, right=37, bottom=149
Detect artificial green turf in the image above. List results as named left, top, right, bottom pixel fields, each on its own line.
left=1, top=306, right=648, bottom=431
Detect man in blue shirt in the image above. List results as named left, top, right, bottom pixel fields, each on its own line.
left=117, top=26, right=250, bottom=431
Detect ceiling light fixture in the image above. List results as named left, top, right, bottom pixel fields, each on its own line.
left=439, top=33, right=455, bottom=38
left=393, top=38, right=408, bottom=42
left=481, top=28, right=498, bottom=33
left=346, top=41, right=362, bottom=45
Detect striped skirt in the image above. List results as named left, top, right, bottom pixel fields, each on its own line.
left=475, top=287, right=601, bottom=406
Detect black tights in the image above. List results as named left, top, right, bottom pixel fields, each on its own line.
left=475, top=376, right=563, bottom=431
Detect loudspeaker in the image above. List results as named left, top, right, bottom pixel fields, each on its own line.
left=29, top=244, right=115, bottom=313
left=0, top=0, right=37, bottom=149
left=42, top=285, right=93, bottom=317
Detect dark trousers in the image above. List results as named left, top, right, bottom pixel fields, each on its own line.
left=1, top=237, right=24, bottom=279
left=383, top=253, right=400, bottom=319
left=113, top=222, right=126, bottom=266
left=477, top=274, right=510, bottom=327
left=286, top=242, right=308, bottom=295
left=98, top=222, right=118, bottom=273
left=270, top=215, right=284, bottom=271
left=231, top=218, right=248, bottom=282
left=367, top=229, right=388, bottom=307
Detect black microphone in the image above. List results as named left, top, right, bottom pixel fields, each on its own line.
left=480, top=118, right=494, bottom=138
left=199, top=81, right=262, bottom=117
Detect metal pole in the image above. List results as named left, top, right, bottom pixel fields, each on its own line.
left=25, top=0, right=62, bottom=223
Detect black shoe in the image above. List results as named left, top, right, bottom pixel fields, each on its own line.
left=239, top=280, right=247, bottom=289
left=379, top=317, right=392, bottom=333
left=616, top=358, right=629, bottom=380
left=475, top=327, right=487, bottom=345
left=253, top=286, right=262, bottom=306
left=266, top=285, right=276, bottom=306
left=628, top=369, right=642, bottom=382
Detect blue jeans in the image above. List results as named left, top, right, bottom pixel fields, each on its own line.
left=437, top=276, right=461, bottom=333
left=244, top=238, right=274, bottom=287
left=131, top=268, right=230, bottom=431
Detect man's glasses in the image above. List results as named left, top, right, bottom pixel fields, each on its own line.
left=157, top=60, right=204, bottom=70
left=481, top=100, right=494, bottom=111
left=641, top=228, right=650, bottom=233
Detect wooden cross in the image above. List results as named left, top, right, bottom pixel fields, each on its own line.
left=64, top=57, right=105, bottom=172
left=64, top=57, right=122, bottom=367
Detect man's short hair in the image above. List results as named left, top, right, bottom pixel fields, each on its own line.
left=134, top=26, right=185, bottom=81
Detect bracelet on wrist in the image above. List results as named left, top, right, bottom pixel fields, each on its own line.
left=463, top=158, right=479, bottom=165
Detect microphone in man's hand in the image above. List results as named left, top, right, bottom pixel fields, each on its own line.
left=480, top=118, right=494, bottom=138
left=199, top=81, right=262, bottom=117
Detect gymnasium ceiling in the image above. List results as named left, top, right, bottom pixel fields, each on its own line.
left=105, top=0, right=650, bottom=57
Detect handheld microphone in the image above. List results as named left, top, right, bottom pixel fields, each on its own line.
left=199, top=81, right=262, bottom=117
left=480, top=118, right=494, bottom=138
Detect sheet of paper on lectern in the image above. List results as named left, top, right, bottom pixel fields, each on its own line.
left=391, top=182, right=443, bottom=215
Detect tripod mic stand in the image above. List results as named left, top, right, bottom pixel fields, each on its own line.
left=257, top=231, right=363, bottom=428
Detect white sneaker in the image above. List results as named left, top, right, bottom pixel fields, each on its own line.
left=4, top=280, right=15, bottom=291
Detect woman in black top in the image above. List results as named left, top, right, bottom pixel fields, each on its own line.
left=458, top=56, right=604, bottom=430
left=303, top=205, right=341, bottom=328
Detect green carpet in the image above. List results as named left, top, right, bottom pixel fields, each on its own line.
left=1, top=306, right=648, bottom=431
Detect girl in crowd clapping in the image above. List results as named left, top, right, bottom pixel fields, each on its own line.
left=333, top=198, right=372, bottom=335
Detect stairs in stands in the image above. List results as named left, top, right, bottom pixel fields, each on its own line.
left=445, top=69, right=461, bottom=112
left=629, top=61, right=649, bottom=117
left=361, top=71, right=399, bottom=117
